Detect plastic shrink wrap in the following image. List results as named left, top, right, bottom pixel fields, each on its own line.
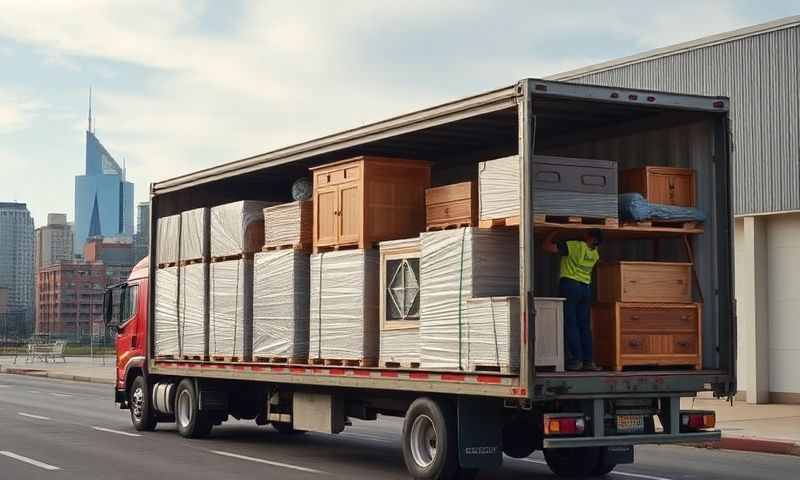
left=156, top=215, right=181, bottom=264
left=253, top=250, right=310, bottom=360
left=154, top=267, right=179, bottom=355
left=209, top=258, right=253, bottom=358
left=465, top=296, right=519, bottom=371
left=179, top=262, right=206, bottom=355
left=181, top=208, right=208, bottom=260
left=211, top=201, right=275, bottom=257
left=263, top=201, right=312, bottom=249
left=419, top=227, right=519, bottom=370
left=310, top=249, right=379, bottom=364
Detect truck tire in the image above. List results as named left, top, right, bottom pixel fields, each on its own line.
left=543, top=447, right=601, bottom=477
left=174, top=379, right=213, bottom=438
left=590, top=448, right=617, bottom=476
left=402, top=397, right=463, bottom=480
left=129, top=376, right=156, bottom=431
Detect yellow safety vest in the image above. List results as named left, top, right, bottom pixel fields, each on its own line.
left=560, top=240, right=599, bottom=285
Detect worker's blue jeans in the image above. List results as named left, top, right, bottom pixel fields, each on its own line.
left=559, top=277, right=593, bottom=363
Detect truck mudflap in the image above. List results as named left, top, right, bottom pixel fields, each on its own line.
left=543, top=430, right=720, bottom=449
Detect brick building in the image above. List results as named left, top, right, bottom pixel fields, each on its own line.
left=36, top=261, right=106, bottom=338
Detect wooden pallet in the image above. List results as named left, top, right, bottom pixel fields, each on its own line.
left=622, top=220, right=698, bottom=230
left=155, top=354, right=178, bottom=360
left=178, top=258, right=205, bottom=267
left=262, top=243, right=310, bottom=252
left=211, top=252, right=255, bottom=263
left=253, top=356, right=307, bottom=364
left=209, top=355, right=242, bottom=362
left=472, top=364, right=517, bottom=374
left=426, top=222, right=473, bottom=231
left=310, top=357, right=376, bottom=367
left=478, top=215, right=520, bottom=229
left=157, top=262, right=177, bottom=269
left=382, top=361, right=421, bottom=369
left=313, top=243, right=361, bottom=254
left=181, top=354, right=207, bottom=361
left=535, top=214, right=619, bottom=226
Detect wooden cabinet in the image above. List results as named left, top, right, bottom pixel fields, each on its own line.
left=311, top=157, right=431, bottom=253
left=622, top=166, right=696, bottom=207
left=597, top=261, right=692, bottom=304
left=592, top=302, right=702, bottom=371
left=425, top=181, right=477, bottom=229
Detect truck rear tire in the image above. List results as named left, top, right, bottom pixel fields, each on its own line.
left=590, top=448, right=617, bottom=476
left=543, top=447, right=601, bottom=477
left=175, top=379, right=213, bottom=438
left=129, top=376, right=156, bottom=431
left=402, top=397, right=466, bottom=480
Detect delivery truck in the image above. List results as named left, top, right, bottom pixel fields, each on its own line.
left=107, top=78, right=735, bottom=479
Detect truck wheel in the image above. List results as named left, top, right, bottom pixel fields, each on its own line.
left=590, top=448, right=617, bottom=476
left=129, top=376, right=156, bottom=431
left=402, top=397, right=461, bottom=480
left=543, top=447, right=601, bottom=477
left=174, top=379, right=213, bottom=438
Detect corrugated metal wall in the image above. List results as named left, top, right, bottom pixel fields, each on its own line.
left=554, top=25, right=800, bottom=216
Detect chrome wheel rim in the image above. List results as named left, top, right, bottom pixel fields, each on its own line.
left=409, top=414, right=438, bottom=468
left=177, top=389, right=192, bottom=428
left=131, top=385, right=144, bottom=420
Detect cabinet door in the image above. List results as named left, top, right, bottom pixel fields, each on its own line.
left=650, top=173, right=693, bottom=207
left=338, top=182, right=361, bottom=245
left=315, top=186, right=338, bottom=247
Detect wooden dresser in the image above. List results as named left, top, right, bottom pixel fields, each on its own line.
left=596, top=261, right=692, bottom=304
left=310, top=157, right=431, bottom=253
left=622, top=166, right=696, bottom=207
left=425, top=181, right=478, bottom=230
left=592, top=302, right=702, bottom=371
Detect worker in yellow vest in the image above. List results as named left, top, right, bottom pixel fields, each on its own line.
left=543, top=229, right=604, bottom=371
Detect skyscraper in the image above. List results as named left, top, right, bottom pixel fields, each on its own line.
left=0, top=202, right=35, bottom=336
left=73, top=93, right=134, bottom=255
left=133, top=201, right=150, bottom=263
left=34, top=213, right=74, bottom=272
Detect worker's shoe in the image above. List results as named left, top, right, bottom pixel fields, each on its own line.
left=582, top=362, right=603, bottom=371
left=565, top=360, right=584, bottom=371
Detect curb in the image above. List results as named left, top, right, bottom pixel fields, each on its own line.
left=699, top=436, right=800, bottom=457
left=0, top=365, right=114, bottom=385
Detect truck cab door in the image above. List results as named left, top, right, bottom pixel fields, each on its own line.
left=105, top=283, right=142, bottom=389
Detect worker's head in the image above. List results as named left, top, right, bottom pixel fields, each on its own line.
left=584, top=229, right=604, bottom=248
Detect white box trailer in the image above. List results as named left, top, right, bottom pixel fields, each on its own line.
left=112, top=79, right=735, bottom=479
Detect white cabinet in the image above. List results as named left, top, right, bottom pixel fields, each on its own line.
left=534, top=297, right=565, bottom=372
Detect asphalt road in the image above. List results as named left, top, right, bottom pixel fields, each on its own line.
left=1, top=374, right=799, bottom=480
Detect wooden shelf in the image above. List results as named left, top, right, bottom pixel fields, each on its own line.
left=532, top=221, right=703, bottom=239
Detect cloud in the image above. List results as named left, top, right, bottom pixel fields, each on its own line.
left=0, top=89, right=45, bottom=133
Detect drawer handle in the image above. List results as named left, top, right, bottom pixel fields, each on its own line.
left=628, top=340, right=641, bottom=348
left=677, top=341, right=690, bottom=348
left=631, top=315, right=640, bottom=320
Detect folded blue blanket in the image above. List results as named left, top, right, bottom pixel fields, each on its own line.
left=619, top=193, right=706, bottom=223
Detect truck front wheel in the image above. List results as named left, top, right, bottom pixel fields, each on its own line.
left=174, top=379, right=213, bottom=438
left=543, top=447, right=601, bottom=477
left=129, top=376, right=156, bottom=431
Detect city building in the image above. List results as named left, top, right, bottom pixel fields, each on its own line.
left=36, top=261, right=106, bottom=339
left=73, top=101, right=134, bottom=255
left=133, top=201, right=150, bottom=263
left=550, top=16, right=800, bottom=403
left=0, top=286, right=8, bottom=344
left=0, top=202, right=35, bottom=338
left=84, top=236, right=135, bottom=285
left=34, top=213, right=74, bottom=272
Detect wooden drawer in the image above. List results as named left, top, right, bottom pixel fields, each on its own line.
left=620, top=333, right=698, bottom=355
left=619, top=305, right=697, bottom=332
left=316, top=165, right=361, bottom=186
left=425, top=182, right=477, bottom=229
left=597, top=261, right=692, bottom=304
left=622, top=166, right=696, bottom=207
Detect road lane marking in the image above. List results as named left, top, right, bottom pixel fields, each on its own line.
left=92, top=426, right=141, bottom=437
left=0, top=384, right=9, bottom=388
left=17, top=412, right=51, bottom=420
left=51, top=393, right=73, bottom=398
left=517, top=457, right=673, bottom=480
left=0, top=451, right=60, bottom=471
left=210, top=450, right=327, bottom=474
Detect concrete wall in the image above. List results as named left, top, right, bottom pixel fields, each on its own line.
left=735, top=212, right=800, bottom=403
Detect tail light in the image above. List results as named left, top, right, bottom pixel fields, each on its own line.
left=544, top=414, right=586, bottom=436
left=680, top=410, right=716, bottom=431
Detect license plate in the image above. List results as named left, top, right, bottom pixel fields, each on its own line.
left=616, top=414, right=645, bottom=433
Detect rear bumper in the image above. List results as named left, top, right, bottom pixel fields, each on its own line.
left=543, top=430, right=721, bottom=448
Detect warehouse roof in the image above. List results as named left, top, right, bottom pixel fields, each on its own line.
left=549, top=15, right=800, bottom=81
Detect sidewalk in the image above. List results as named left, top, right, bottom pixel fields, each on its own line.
left=0, top=354, right=115, bottom=384
left=1, top=358, right=798, bottom=456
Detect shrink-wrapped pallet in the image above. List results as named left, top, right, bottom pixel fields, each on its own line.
left=264, top=201, right=312, bottom=249
left=478, top=155, right=618, bottom=221
left=465, top=297, right=519, bottom=371
left=419, top=228, right=519, bottom=370
left=378, top=237, right=421, bottom=367
left=181, top=207, right=208, bottom=261
left=209, top=258, right=253, bottom=359
left=179, top=262, right=206, bottom=356
left=310, top=249, right=379, bottom=364
left=154, top=267, right=179, bottom=355
left=253, top=250, right=310, bottom=361
left=156, top=215, right=181, bottom=265
left=211, top=201, right=275, bottom=257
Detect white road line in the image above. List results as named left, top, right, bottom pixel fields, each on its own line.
left=17, top=412, right=51, bottom=421
left=517, top=457, right=673, bottom=480
left=0, top=384, right=9, bottom=388
left=92, top=426, right=141, bottom=437
left=0, top=451, right=60, bottom=471
left=51, top=393, right=73, bottom=398
left=210, top=450, right=327, bottom=475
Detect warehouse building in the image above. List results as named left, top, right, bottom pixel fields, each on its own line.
left=550, top=16, right=800, bottom=404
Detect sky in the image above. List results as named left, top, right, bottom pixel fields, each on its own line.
left=0, top=0, right=798, bottom=228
